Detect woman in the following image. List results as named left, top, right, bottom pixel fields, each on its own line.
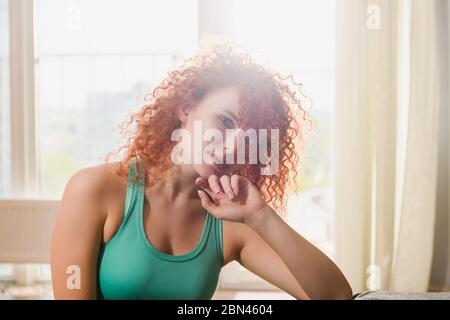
left=50, top=40, right=352, bottom=300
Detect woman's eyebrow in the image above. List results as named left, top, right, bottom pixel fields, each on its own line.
left=221, top=108, right=239, bottom=122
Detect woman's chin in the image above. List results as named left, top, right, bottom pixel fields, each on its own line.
left=194, top=164, right=221, bottom=177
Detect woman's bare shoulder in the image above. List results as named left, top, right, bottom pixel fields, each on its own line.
left=53, top=161, right=129, bottom=245
left=66, top=161, right=126, bottom=191
left=60, top=161, right=127, bottom=216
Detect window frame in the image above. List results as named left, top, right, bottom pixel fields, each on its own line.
left=2, top=0, right=39, bottom=285
left=9, top=0, right=37, bottom=198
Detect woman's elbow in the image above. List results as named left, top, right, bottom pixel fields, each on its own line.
left=330, top=282, right=353, bottom=300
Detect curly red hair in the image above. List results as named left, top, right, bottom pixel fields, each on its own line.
left=105, top=39, right=314, bottom=217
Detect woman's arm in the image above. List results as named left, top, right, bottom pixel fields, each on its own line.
left=51, top=167, right=107, bottom=299
left=232, top=220, right=311, bottom=299
left=241, top=205, right=353, bottom=300
left=196, top=174, right=353, bottom=300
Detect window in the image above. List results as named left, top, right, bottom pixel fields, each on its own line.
left=30, top=0, right=197, bottom=283
left=34, top=0, right=199, bottom=198
left=1, top=0, right=198, bottom=284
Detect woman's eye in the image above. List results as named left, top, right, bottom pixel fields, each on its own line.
left=218, top=115, right=235, bottom=129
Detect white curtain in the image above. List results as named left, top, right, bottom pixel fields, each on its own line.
left=335, top=0, right=448, bottom=293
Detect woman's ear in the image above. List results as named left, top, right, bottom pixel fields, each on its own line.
left=176, top=105, right=189, bottom=122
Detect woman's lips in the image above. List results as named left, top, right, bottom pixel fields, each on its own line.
left=211, top=162, right=228, bottom=173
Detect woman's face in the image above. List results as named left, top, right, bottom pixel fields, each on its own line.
left=177, top=86, right=241, bottom=178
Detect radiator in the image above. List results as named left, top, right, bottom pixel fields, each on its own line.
left=0, top=200, right=59, bottom=263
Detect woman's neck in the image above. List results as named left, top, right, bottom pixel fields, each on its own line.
left=148, top=164, right=201, bottom=207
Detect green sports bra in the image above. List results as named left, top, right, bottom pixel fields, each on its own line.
left=97, top=158, right=224, bottom=299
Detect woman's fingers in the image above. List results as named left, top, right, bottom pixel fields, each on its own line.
left=197, top=189, right=217, bottom=212
left=195, top=176, right=208, bottom=189
left=195, top=177, right=215, bottom=198
left=208, top=175, right=221, bottom=194
left=219, top=175, right=234, bottom=199
left=196, top=174, right=246, bottom=201
left=230, top=174, right=240, bottom=196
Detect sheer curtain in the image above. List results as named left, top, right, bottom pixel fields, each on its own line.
left=335, top=0, right=448, bottom=293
